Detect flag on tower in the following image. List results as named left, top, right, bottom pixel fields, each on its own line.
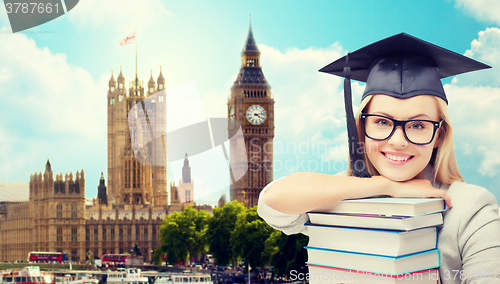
left=119, top=28, right=136, bottom=46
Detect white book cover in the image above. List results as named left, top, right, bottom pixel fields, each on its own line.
left=306, top=224, right=437, bottom=257
left=311, top=197, right=446, bottom=217
left=307, top=212, right=443, bottom=231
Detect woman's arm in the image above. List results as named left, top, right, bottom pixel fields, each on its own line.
left=263, top=172, right=452, bottom=215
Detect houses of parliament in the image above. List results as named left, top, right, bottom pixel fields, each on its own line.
left=0, top=22, right=274, bottom=263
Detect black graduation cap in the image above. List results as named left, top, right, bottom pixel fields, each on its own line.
left=319, top=33, right=491, bottom=178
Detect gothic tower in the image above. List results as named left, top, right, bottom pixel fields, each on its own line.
left=97, top=172, right=108, bottom=205
left=178, top=154, right=194, bottom=204
left=228, top=21, right=274, bottom=208
left=107, top=67, right=167, bottom=206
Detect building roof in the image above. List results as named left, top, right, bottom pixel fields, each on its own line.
left=0, top=182, right=29, bottom=202
left=243, top=24, right=259, bottom=52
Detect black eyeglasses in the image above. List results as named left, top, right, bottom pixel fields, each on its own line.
left=360, top=114, right=442, bottom=145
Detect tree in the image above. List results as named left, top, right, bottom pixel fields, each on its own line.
left=231, top=206, right=273, bottom=269
left=264, top=230, right=309, bottom=278
left=159, top=206, right=210, bottom=265
left=207, top=200, right=246, bottom=267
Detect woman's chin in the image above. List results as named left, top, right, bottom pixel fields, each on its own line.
left=377, top=169, right=416, bottom=182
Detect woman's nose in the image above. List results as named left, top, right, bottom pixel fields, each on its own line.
left=388, top=126, right=409, bottom=147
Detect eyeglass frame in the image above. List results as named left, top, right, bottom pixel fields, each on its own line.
left=360, top=113, right=443, bottom=145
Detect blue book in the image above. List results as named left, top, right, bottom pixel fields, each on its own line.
left=306, top=224, right=438, bottom=257
left=305, top=246, right=440, bottom=276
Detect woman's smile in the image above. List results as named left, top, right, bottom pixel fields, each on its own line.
left=381, top=151, right=414, bottom=165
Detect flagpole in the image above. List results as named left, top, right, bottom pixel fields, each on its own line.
left=135, top=25, right=138, bottom=96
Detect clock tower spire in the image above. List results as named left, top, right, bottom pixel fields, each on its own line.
left=228, top=20, right=274, bottom=208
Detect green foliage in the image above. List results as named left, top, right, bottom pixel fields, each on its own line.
left=152, top=248, right=164, bottom=265
left=206, top=200, right=246, bottom=267
left=159, top=206, right=210, bottom=264
left=231, top=206, right=273, bottom=268
left=265, top=230, right=309, bottom=277
left=157, top=202, right=308, bottom=275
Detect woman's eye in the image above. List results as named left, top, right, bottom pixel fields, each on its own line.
left=408, top=122, right=425, bottom=130
left=375, top=119, right=391, bottom=126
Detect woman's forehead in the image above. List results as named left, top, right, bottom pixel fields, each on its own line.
left=366, top=94, right=439, bottom=119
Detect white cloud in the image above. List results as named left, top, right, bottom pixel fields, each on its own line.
left=259, top=43, right=360, bottom=142
left=456, top=28, right=500, bottom=87
left=66, top=0, right=173, bottom=33
left=454, top=0, right=500, bottom=25
left=445, top=83, right=500, bottom=177
left=0, top=32, right=106, bottom=182
left=441, top=28, right=500, bottom=177
left=477, top=146, right=500, bottom=177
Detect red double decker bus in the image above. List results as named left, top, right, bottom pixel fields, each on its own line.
left=28, top=252, right=68, bottom=263
left=101, top=254, right=130, bottom=265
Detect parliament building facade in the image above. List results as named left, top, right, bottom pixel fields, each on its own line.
left=0, top=22, right=271, bottom=262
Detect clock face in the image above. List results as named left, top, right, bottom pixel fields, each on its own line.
left=229, top=106, right=235, bottom=126
left=246, top=104, right=266, bottom=125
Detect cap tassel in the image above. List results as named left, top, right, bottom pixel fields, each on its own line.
left=343, top=53, right=371, bottom=178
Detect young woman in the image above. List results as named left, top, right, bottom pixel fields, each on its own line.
left=257, top=34, right=500, bottom=283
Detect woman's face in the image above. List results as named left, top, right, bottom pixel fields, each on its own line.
left=364, top=95, right=441, bottom=181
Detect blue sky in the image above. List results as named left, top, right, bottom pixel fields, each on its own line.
left=1, top=0, right=500, bottom=205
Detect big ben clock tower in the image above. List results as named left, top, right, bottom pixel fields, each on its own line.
left=228, top=20, right=274, bottom=208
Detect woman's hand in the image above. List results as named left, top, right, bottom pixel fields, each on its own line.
left=386, top=178, right=452, bottom=208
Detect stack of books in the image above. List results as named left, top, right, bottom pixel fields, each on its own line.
left=305, top=198, right=446, bottom=284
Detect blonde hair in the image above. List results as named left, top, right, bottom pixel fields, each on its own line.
left=348, top=95, right=464, bottom=185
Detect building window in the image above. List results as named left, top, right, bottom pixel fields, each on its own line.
left=119, top=83, right=123, bottom=89
left=71, top=203, right=77, bottom=218
left=136, top=227, right=140, bottom=241
left=159, top=95, right=164, bottom=103
left=137, top=163, right=140, bottom=187
left=102, top=248, right=107, bottom=255
left=57, top=227, right=62, bottom=242
left=71, top=250, right=77, bottom=262
left=119, top=248, right=123, bottom=254
left=94, top=249, right=98, bottom=259
left=56, top=203, right=62, bottom=218
left=110, top=227, right=115, bottom=241
left=127, top=228, right=132, bottom=241
left=119, top=227, right=123, bottom=241
left=152, top=226, right=157, bottom=241
left=86, top=229, right=90, bottom=241
left=144, top=228, right=148, bottom=241
left=159, top=84, right=163, bottom=90
left=71, top=227, right=77, bottom=242
left=119, top=94, right=123, bottom=102
left=94, top=228, right=98, bottom=241
left=110, top=87, right=115, bottom=92
left=103, top=228, right=106, bottom=241
left=133, top=162, right=136, bottom=188
left=125, top=161, right=130, bottom=189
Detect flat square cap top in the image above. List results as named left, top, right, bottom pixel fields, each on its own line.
left=319, top=33, right=491, bottom=103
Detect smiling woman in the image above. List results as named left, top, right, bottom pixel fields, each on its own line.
left=360, top=95, right=444, bottom=182
left=257, top=33, right=500, bottom=284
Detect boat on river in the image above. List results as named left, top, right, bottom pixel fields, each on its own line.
left=154, top=274, right=212, bottom=284
left=0, top=267, right=54, bottom=284
left=55, top=274, right=99, bottom=284
left=106, top=268, right=148, bottom=284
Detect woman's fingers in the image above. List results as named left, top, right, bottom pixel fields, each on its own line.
left=389, top=178, right=452, bottom=208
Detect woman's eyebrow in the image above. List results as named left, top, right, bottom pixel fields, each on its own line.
left=372, top=112, right=431, bottom=120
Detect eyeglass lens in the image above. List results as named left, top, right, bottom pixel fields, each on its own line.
left=364, top=116, right=435, bottom=144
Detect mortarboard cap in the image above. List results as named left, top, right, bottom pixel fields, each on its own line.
left=319, top=33, right=491, bottom=178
